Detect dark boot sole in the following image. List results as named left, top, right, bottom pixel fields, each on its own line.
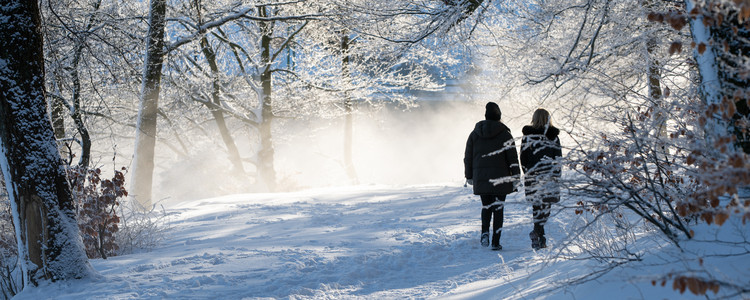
left=530, top=231, right=541, bottom=250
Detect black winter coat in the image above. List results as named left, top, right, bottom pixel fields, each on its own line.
left=464, top=120, right=521, bottom=195
left=520, top=125, right=563, bottom=203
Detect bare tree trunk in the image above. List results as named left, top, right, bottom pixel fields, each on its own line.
left=704, top=2, right=750, bottom=153
left=685, top=0, right=722, bottom=106
left=51, top=98, right=66, bottom=140
left=643, top=0, right=669, bottom=168
left=646, top=36, right=665, bottom=136
left=0, top=0, right=91, bottom=285
left=258, top=6, right=277, bottom=192
left=131, top=0, right=167, bottom=209
left=50, top=93, right=68, bottom=162
left=70, top=44, right=92, bottom=169
left=341, top=33, right=359, bottom=184
left=192, top=0, right=244, bottom=174
left=685, top=1, right=750, bottom=154
left=68, top=0, right=103, bottom=170
left=200, top=36, right=245, bottom=174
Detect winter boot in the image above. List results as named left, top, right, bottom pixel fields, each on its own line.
left=491, top=243, right=502, bottom=251
left=481, top=232, right=489, bottom=247
left=539, top=235, right=547, bottom=249
left=530, top=231, right=541, bottom=250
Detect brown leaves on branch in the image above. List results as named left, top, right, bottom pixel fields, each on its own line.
left=653, top=275, right=721, bottom=296
left=68, top=166, right=128, bottom=259
left=647, top=10, right=687, bottom=31
left=646, top=8, right=705, bottom=57
left=672, top=276, right=720, bottom=296
left=683, top=138, right=750, bottom=227
left=741, top=4, right=750, bottom=22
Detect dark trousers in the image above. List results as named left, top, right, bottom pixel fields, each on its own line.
left=480, top=194, right=506, bottom=246
left=532, top=202, right=551, bottom=237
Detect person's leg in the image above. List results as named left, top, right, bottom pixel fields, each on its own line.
left=491, top=195, right=506, bottom=249
left=480, top=195, right=494, bottom=246
left=538, top=202, right=551, bottom=247
left=531, top=202, right=551, bottom=249
left=532, top=203, right=545, bottom=235
left=480, top=195, right=495, bottom=233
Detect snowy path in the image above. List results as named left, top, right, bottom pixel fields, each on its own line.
left=18, top=185, right=542, bottom=298
left=16, top=184, right=731, bottom=299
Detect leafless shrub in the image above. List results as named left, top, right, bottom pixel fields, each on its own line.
left=115, top=201, right=170, bottom=255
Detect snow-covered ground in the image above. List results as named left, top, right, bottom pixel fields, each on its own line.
left=14, top=183, right=749, bottom=299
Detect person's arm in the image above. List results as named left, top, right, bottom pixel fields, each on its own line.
left=506, top=135, right=521, bottom=177
left=464, top=134, right=474, bottom=180
left=552, top=137, right=563, bottom=177
left=505, top=135, right=522, bottom=193
left=520, top=135, right=530, bottom=173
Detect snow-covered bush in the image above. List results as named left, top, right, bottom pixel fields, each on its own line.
left=566, top=201, right=642, bottom=263
left=115, top=201, right=169, bottom=256
left=567, top=102, right=698, bottom=244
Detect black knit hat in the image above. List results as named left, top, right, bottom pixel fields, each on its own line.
left=485, top=102, right=501, bottom=121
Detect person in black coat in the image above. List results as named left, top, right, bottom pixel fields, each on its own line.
left=464, top=102, right=521, bottom=250
left=520, top=108, right=563, bottom=250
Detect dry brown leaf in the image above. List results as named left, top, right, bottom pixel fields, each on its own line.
left=703, top=212, right=714, bottom=224
left=715, top=212, right=729, bottom=226
left=709, top=282, right=720, bottom=294
left=673, top=277, right=685, bottom=294
left=669, top=42, right=683, bottom=55
left=686, top=277, right=704, bottom=295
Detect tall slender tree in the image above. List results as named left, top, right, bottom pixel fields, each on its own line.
left=130, top=0, right=168, bottom=209
left=195, top=0, right=245, bottom=174
left=257, top=4, right=278, bottom=192
left=685, top=0, right=750, bottom=152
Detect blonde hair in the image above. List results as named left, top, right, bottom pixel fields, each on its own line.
left=531, top=109, right=552, bottom=129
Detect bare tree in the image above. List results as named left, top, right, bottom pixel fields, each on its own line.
left=0, top=0, right=92, bottom=286
left=43, top=0, right=145, bottom=170
left=194, top=0, right=245, bottom=175
left=130, top=0, right=168, bottom=209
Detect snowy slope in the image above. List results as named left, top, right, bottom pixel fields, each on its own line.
left=14, top=184, right=748, bottom=299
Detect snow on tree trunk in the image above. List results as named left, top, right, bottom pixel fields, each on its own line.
left=50, top=98, right=66, bottom=140
left=685, top=0, right=722, bottom=106
left=644, top=0, right=666, bottom=137
left=0, top=0, right=92, bottom=285
left=131, top=0, right=167, bottom=209
left=700, top=1, right=750, bottom=153
left=685, top=0, right=749, bottom=150
left=70, top=42, right=92, bottom=169
left=258, top=5, right=277, bottom=192
left=199, top=36, right=245, bottom=175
